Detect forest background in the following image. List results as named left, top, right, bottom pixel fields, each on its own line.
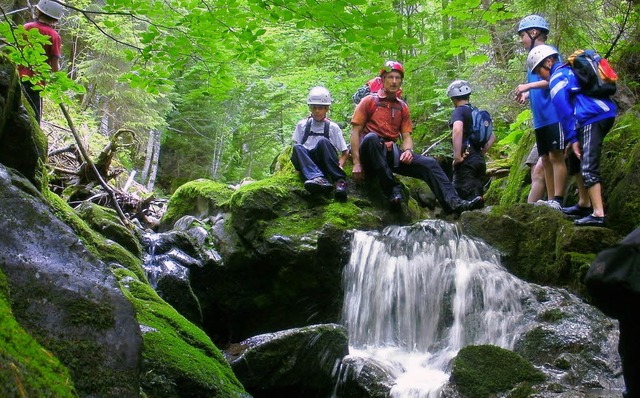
left=1, top=0, right=638, bottom=195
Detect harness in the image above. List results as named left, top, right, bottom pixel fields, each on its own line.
left=368, top=94, right=405, bottom=120
left=365, top=95, right=407, bottom=167
left=301, top=117, right=330, bottom=145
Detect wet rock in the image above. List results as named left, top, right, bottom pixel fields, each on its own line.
left=333, top=355, right=397, bottom=398
left=0, top=164, right=142, bottom=396
left=226, top=324, right=348, bottom=398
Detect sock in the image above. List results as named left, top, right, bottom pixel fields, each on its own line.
left=553, top=196, right=563, bottom=204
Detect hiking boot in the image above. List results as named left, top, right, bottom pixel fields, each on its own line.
left=535, top=199, right=562, bottom=210
left=562, top=204, right=593, bottom=218
left=335, top=179, right=348, bottom=201
left=457, top=196, right=484, bottom=213
left=304, top=177, right=332, bottom=194
left=574, top=214, right=606, bottom=227
left=389, top=186, right=403, bottom=207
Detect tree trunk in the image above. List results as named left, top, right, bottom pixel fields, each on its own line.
left=141, top=129, right=155, bottom=183
left=146, top=130, right=161, bottom=191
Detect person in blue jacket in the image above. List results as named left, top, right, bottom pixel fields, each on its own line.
left=514, top=15, right=567, bottom=210
left=527, top=45, right=617, bottom=227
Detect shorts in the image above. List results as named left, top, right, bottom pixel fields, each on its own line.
left=535, top=123, right=565, bottom=156
left=525, top=144, right=539, bottom=166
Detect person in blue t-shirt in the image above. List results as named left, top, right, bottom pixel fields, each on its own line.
left=514, top=15, right=567, bottom=211
left=527, top=45, right=617, bottom=227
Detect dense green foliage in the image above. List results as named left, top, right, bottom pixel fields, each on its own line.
left=1, top=0, right=637, bottom=193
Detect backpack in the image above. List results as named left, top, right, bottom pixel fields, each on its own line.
left=566, top=49, right=618, bottom=98
left=465, top=104, right=493, bottom=148
left=300, top=117, right=330, bottom=145
left=585, top=242, right=640, bottom=320
left=352, top=77, right=403, bottom=105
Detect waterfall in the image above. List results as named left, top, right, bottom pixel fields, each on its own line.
left=142, top=232, right=190, bottom=289
left=340, top=220, right=531, bottom=397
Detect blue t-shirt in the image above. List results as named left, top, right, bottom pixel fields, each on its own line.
left=527, top=70, right=560, bottom=129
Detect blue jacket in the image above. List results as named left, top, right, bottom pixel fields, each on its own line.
left=527, top=69, right=559, bottom=129
left=548, top=62, right=617, bottom=144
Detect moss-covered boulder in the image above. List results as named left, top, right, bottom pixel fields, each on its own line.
left=0, top=55, right=47, bottom=188
left=0, top=164, right=248, bottom=397
left=0, top=165, right=141, bottom=396
left=160, top=179, right=235, bottom=230
left=0, top=271, right=76, bottom=397
left=600, top=106, right=640, bottom=235
left=451, top=345, right=545, bottom=398
left=485, top=130, right=537, bottom=207
left=75, top=201, right=143, bottom=258
left=164, top=169, right=443, bottom=343
left=460, top=204, right=620, bottom=293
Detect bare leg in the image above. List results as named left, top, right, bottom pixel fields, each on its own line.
left=548, top=149, right=567, bottom=201
left=541, top=154, right=555, bottom=199
left=588, top=183, right=605, bottom=217
left=528, top=157, right=546, bottom=203
left=575, top=174, right=592, bottom=208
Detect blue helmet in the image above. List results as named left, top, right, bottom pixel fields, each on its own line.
left=518, top=15, right=550, bottom=34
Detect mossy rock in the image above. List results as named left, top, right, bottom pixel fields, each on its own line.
left=488, top=132, right=537, bottom=207
left=75, top=202, right=143, bottom=258
left=0, top=271, right=76, bottom=398
left=460, top=204, right=619, bottom=293
left=40, top=188, right=246, bottom=396
left=44, top=189, right=147, bottom=282
left=451, top=345, right=545, bottom=398
left=0, top=55, right=48, bottom=188
left=161, top=179, right=235, bottom=230
left=114, top=268, right=247, bottom=397
left=602, top=110, right=640, bottom=235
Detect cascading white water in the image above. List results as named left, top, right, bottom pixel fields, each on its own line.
left=340, top=220, right=530, bottom=397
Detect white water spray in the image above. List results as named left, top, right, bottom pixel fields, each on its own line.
left=339, top=220, right=530, bottom=397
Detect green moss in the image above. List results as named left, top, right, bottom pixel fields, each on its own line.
left=537, top=309, right=567, bottom=323
left=495, top=133, right=537, bottom=206
left=76, top=202, right=143, bottom=258
left=264, top=200, right=378, bottom=238
left=162, top=179, right=234, bottom=226
left=457, top=348, right=542, bottom=394
left=229, top=173, right=297, bottom=209
left=65, top=296, right=115, bottom=329
left=42, top=189, right=147, bottom=281
left=0, top=271, right=76, bottom=397
left=452, top=345, right=545, bottom=398
left=112, top=268, right=247, bottom=397
left=507, top=383, right=536, bottom=398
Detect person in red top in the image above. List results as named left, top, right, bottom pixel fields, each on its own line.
left=350, top=61, right=483, bottom=213
left=18, top=0, right=64, bottom=123
left=352, top=62, right=403, bottom=105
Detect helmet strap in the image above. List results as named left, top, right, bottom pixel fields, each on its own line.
left=527, top=32, right=538, bottom=52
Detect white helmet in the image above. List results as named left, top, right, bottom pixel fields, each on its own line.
left=36, top=0, right=64, bottom=20
left=526, top=45, right=559, bottom=72
left=446, top=80, right=472, bottom=98
left=307, top=86, right=332, bottom=106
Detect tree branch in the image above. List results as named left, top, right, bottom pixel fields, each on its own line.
left=59, top=103, right=130, bottom=226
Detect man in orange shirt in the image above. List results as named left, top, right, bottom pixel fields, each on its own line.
left=18, top=0, right=64, bottom=123
left=350, top=61, right=483, bottom=212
